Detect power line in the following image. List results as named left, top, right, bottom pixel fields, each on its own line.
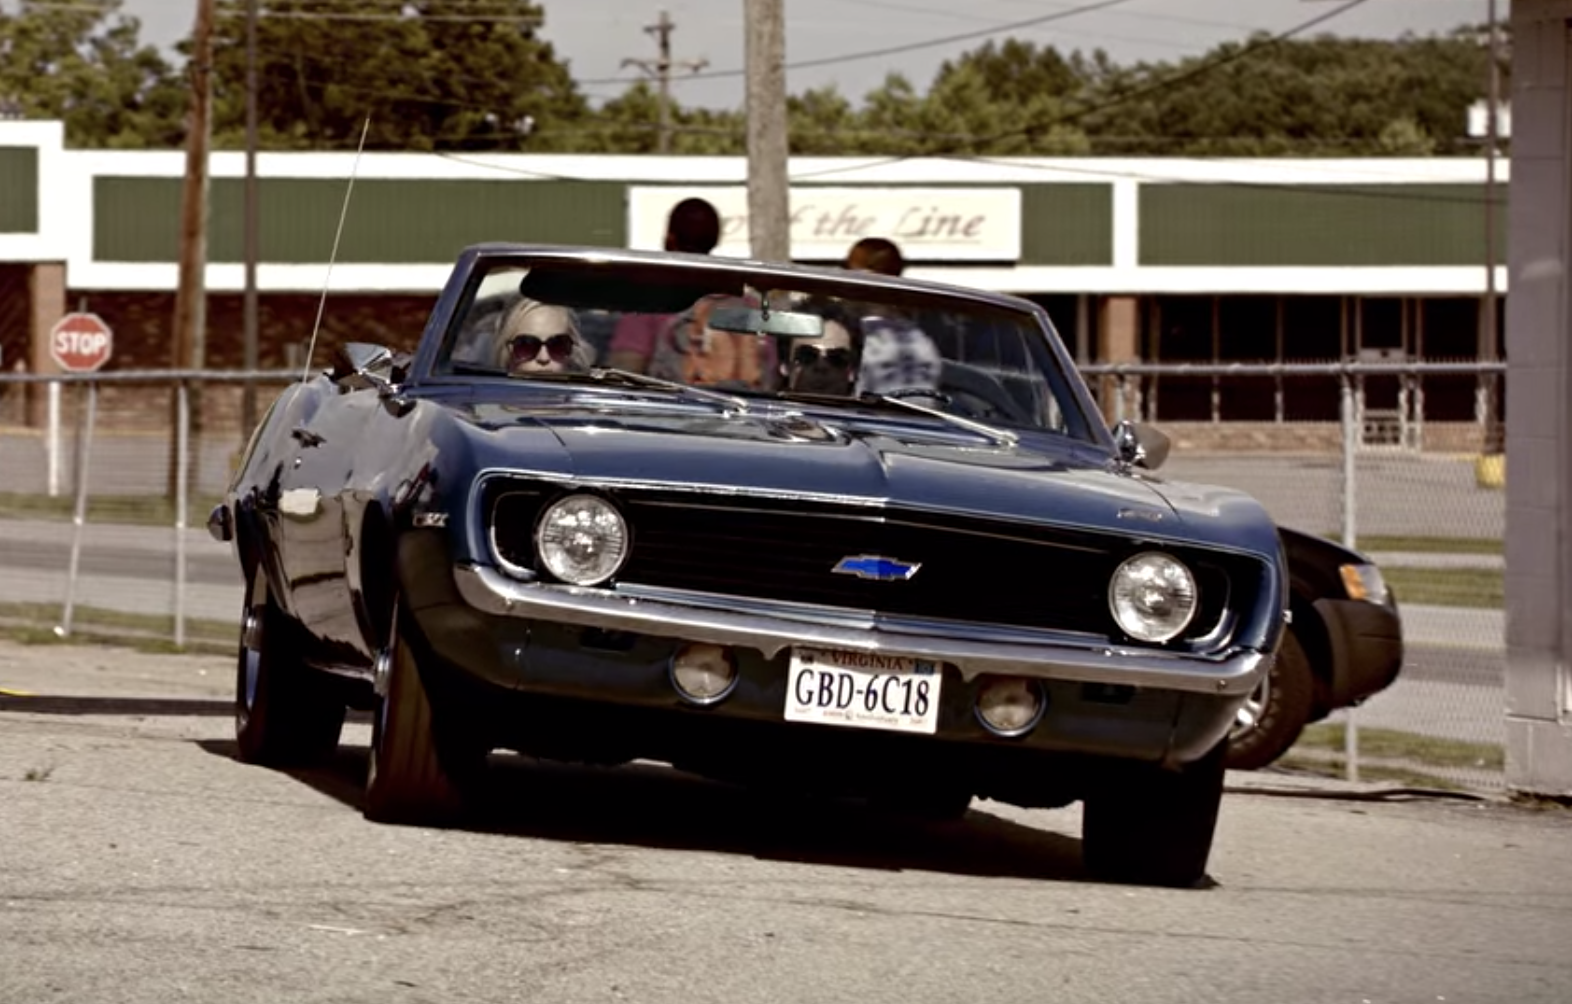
left=575, top=0, right=1140, bottom=85
left=784, top=0, right=1380, bottom=180
left=619, top=10, right=707, bottom=154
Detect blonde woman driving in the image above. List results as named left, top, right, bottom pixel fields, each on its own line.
left=495, top=297, right=592, bottom=375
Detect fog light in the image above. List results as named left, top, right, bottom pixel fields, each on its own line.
left=670, top=643, right=738, bottom=704
left=974, top=675, right=1044, bottom=736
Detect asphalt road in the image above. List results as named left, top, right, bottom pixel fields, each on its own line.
left=1, top=535, right=237, bottom=587
left=2, top=707, right=1568, bottom=1004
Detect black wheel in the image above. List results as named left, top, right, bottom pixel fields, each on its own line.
left=1224, top=628, right=1316, bottom=771
left=363, top=598, right=481, bottom=824
left=234, top=563, right=346, bottom=766
left=1081, top=742, right=1227, bottom=888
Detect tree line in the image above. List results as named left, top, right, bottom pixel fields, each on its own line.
left=0, top=0, right=1505, bottom=157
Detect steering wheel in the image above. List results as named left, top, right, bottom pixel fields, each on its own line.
left=933, top=361, right=1037, bottom=425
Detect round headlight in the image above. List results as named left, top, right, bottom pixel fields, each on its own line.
left=535, top=494, right=628, bottom=586
left=1109, top=552, right=1198, bottom=643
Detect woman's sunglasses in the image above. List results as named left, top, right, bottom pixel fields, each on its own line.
left=792, top=344, right=853, bottom=368
left=509, top=333, right=576, bottom=365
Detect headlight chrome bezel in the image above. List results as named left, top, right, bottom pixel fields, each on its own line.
left=1108, top=551, right=1200, bottom=644
left=533, top=493, right=630, bottom=587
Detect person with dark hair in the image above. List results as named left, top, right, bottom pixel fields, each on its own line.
left=664, top=196, right=722, bottom=255
left=838, top=235, right=943, bottom=399
left=784, top=315, right=861, bottom=397
left=845, top=236, right=905, bottom=277
left=606, top=196, right=724, bottom=373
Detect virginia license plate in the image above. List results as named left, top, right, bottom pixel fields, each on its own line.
left=783, top=647, right=942, bottom=734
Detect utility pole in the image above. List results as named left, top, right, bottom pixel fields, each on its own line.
left=241, top=0, right=259, bottom=433
left=1480, top=0, right=1502, bottom=454
left=169, top=0, right=214, bottom=496
left=745, top=0, right=789, bottom=261
left=620, top=10, right=707, bottom=154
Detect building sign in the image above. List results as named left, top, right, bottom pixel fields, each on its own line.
left=627, top=186, right=1021, bottom=262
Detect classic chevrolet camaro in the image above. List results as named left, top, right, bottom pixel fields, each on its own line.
left=209, top=244, right=1292, bottom=887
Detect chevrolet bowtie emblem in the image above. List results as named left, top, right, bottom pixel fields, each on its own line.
left=832, top=555, right=921, bottom=581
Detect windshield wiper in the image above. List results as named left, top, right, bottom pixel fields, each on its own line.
left=497, top=367, right=751, bottom=413
left=858, top=392, right=1018, bottom=447
left=585, top=368, right=751, bottom=412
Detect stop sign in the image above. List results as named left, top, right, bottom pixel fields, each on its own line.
left=49, top=312, right=113, bottom=373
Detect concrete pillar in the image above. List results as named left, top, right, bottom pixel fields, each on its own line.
left=1504, top=0, right=1572, bottom=797
left=1097, top=295, right=1139, bottom=426
left=26, top=262, right=65, bottom=428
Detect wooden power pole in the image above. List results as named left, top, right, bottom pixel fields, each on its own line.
left=621, top=10, right=708, bottom=154
left=168, top=0, right=214, bottom=496
left=241, top=0, right=260, bottom=433
left=172, top=0, right=214, bottom=377
left=745, top=0, right=789, bottom=262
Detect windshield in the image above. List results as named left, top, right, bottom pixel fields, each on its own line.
left=431, top=256, right=1100, bottom=442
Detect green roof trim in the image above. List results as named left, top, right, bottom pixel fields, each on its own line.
left=1139, top=183, right=1508, bottom=267
left=93, top=177, right=627, bottom=263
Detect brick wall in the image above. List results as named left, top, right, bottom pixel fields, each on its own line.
left=66, top=290, right=437, bottom=370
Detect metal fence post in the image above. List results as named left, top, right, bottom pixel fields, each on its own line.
left=175, top=380, right=190, bottom=648
left=47, top=379, right=61, bottom=497
left=55, top=380, right=97, bottom=638
left=1339, top=371, right=1361, bottom=783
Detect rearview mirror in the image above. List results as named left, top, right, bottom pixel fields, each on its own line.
left=1113, top=420, right=1171, bottom=470
left=707, top=306, right=824, bottom=338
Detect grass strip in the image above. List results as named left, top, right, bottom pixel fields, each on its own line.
left=0, top=492, right=227, bottom=527
left=1295, top=722, right=1504, bottom=770
left=1382, top=566, right=1502, bottom=609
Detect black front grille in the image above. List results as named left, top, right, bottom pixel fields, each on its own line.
left=617, top=499, right=1117, bottom=634
left=486, top=482, right=1247, bottom=644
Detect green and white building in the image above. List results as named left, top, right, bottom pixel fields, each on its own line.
left=0, top=118, right=1506, bottom=440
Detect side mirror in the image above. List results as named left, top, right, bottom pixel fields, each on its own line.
left=330, top=342, right=396, bottom=392
left=1113, top=420, right=1171, bottom=471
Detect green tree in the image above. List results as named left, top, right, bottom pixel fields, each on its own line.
left=0, top=0, right=184, bottom=147
left=578, top=82, right=744, bottom=155
left=1076, top=31, right=1497, bottom=156
left=203, top=0, right=592, bottom=151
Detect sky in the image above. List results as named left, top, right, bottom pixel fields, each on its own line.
left=113, top=0, right=1492, bottom=110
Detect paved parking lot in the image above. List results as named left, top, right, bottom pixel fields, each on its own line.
left=2, top=691, right=1569, bottom=1004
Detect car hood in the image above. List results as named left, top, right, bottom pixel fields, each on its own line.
left=439, top=394, right=1277, bottom=554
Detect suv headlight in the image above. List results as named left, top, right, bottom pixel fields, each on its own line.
left=535, top=494, right=629, bottom=586
left=1109, top=552, right=1198, bottom=643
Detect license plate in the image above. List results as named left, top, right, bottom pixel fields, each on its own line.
left=783, top=647, right=942, bottom=735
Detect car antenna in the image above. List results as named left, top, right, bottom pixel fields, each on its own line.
left=300, top=115, right=372, bottom=385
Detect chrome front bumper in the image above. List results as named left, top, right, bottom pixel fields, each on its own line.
left=452, top=564, right=1269, bottom=698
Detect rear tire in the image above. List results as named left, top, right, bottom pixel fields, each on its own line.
left=234, top=563, right=346, bottom=766
left=1081, top=742, right=1227, bottom=888
left=363, top=598, right=480, bottom=824
left=1225, top=628, right=1315, bottom=771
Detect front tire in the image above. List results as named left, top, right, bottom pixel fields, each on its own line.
left=363, top=599, right=480, bottom=824
left=1081, top=742, right=1227, bottom=888
left=1225, top=628, right=1315, bottom=771
left=234, top=563, right=346, bottom=766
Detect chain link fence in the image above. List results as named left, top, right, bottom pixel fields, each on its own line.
left=1086, top=360, right=1507, bottom=792
left=0, top=362, right=1509, bottom=792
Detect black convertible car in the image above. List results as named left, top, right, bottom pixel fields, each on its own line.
left=210, top=244, right=1294, bottom=888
